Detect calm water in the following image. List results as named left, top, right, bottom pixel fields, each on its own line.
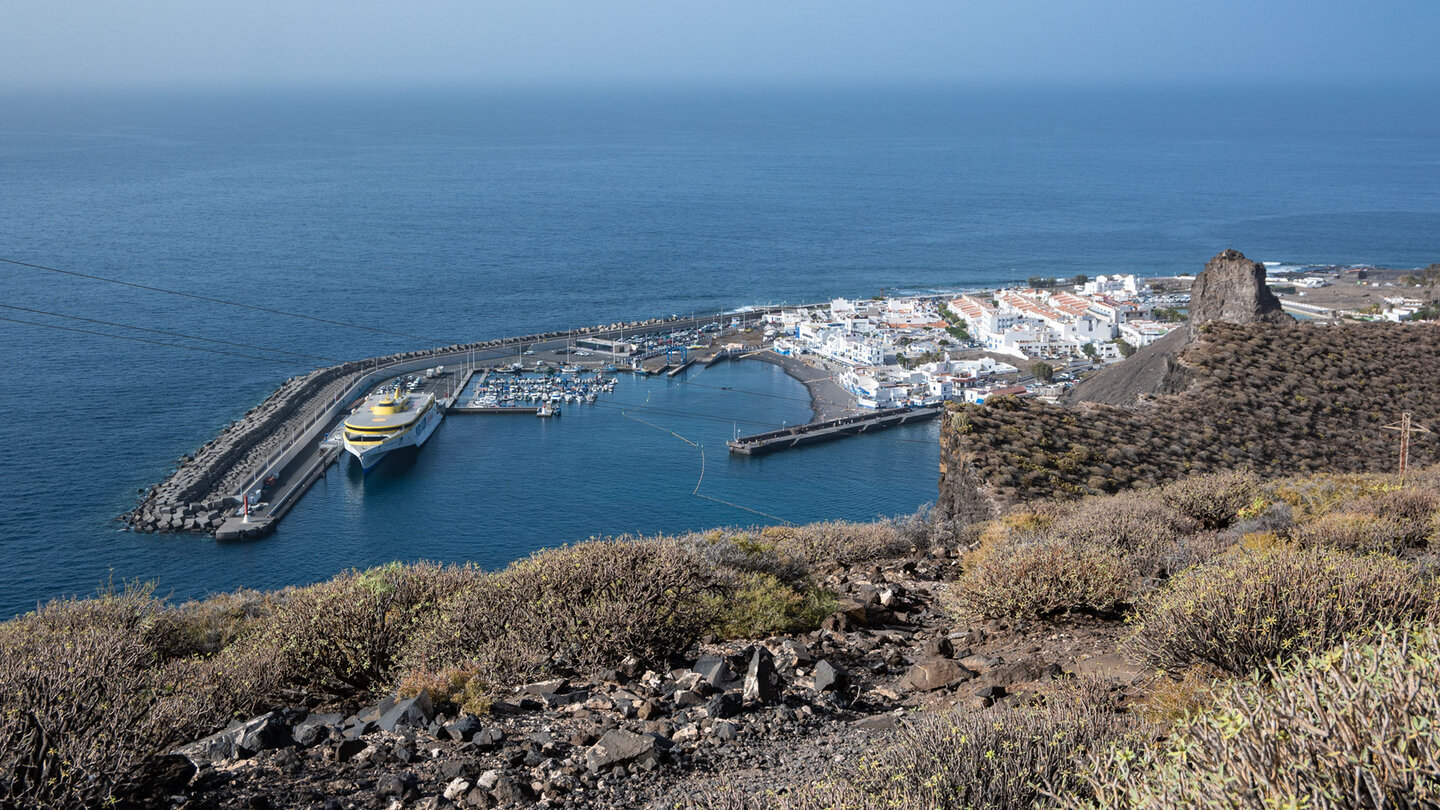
left=2, top=85, right=1437, bottom=617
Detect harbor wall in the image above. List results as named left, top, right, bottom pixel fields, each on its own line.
left=125, top=314, right=754, bottom=534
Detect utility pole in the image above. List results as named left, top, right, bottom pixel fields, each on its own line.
left=1382, top=412, right=1432, bottom=478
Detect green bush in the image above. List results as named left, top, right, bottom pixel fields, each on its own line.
left=956, top=535, right=1134, bottom=619
left=1077, top=625, right=1440, bottom=809
left=401, top=538, right=718, bottom=687
left=705, top=572, right=836, bottom=639
left=254, top=561, right=478, bottom=699
left=1126, top=546, right=1435, bottom=676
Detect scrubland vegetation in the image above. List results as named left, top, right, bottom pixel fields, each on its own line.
left=694, top=466, right=1440, bottom=809
left=947, top=321, right=1440, bottom=502
left=4, top=466, right=1439, bottom=808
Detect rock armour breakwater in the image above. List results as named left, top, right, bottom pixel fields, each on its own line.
left=125, top=317, right=699, bottom=535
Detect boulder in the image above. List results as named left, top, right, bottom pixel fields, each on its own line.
left=443, top=715, right=483, bottom=742
left=704, top=691, right=743, bottom=720
left=902, top=658, right=976, bottom=692
left=1188, top=248, right=1291, bottom=328
left=174, top=711, right=293, bottom=766
left=377, top=692, right=435, bottom=732
left=922, top=636, right=954, bottom=659
left=584, top=729, right=658, bottom=773
left=742, top=647, right=782, bottom=704
left=985, top=659, right=1061, bottom=688
left=693, top=655, right=732, bottom=688
left=292, top=712, right=343, bottom=747
left=813, top=659, right=848, bottom=693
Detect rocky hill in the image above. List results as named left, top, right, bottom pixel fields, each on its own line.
left=1062, top=248, right=1289, bottom=408
left=944, top=249, right=1440, bottom=512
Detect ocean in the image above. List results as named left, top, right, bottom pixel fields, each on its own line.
left=1, top=84, right=1437, bottom=618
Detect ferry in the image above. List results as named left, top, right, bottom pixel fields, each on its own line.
left=342, top=388, right=443, bottom=471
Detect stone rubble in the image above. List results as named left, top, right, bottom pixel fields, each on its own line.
left=163, top=549, right=1135, bottom=809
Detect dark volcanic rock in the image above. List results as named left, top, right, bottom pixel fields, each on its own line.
left=377, top=692, right=435, bottom=732
left=175, top=712, right=293, bottom=766
left=743, top=647, right=782, bottom=704
left=705, top=692, right=743, bottom=719
left=813, top=659, right=849, bottom=693
left=902, top=658, right=976, bottom=692
left=584, top=729, right=658, bottom=772
left=1188, top=248, right=1290, bottom=329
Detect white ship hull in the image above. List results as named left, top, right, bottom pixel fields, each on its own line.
left=344, top=398, right=444, bottom=472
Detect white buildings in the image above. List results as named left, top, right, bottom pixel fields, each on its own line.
left=1119, top=319, right=1173, bottom=347
left=948, top=282, right=1174, bottom=361
left=839, top=368, right=908, bottom=409
left=1081, top=274, right=1141, bottom=297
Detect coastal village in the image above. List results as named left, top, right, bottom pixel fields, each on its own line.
left=758, top=273, right=1185, bottom=408
left=745, top=261, right=1437, bottom=411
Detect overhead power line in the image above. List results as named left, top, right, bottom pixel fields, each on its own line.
left=0, top=303, right=342, bottom=363
left=0, top=257, right=450, bottom=345
left=0, top=315, right=315, bottom=367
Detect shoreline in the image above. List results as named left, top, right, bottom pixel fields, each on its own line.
left=742, top=350, right=859, bottom=422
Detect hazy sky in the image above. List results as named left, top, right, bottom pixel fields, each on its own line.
left=4, top=0, right=1438, bottom=89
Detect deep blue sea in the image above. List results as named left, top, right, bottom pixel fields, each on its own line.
left=2, top=85, right=1437, bottom=618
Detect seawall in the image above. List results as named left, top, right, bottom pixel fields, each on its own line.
left=126, top=315, right=764, bottom=534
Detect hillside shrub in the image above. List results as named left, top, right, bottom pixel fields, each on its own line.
left=761, top=520, right=919, bottom=567
left=254, top=561, right=477, bottom=699
left=704, top=572, right=836, bottom=640
left=682, top=529, right=810, bottom=586
left=1292, top=511, right=1417, bottom=555
left=401, top=538, right=717, bottom=687
left=1160, top=470, right=1260, bottom=530
left=1076, top=625, right=1440, bottom=810
left=1050, top=492, right=1197, bottom=579
left=941, top=322, right=1440, bottom=507
left=957, top=535, right=1133, bottom=619
left=1126, top=547, right=1435, bottom=675
left=690, top=678, right=1145, bottom=810
left=146, top=588, right=275, bottom=660
left=0, top=588, right=179, bottom=809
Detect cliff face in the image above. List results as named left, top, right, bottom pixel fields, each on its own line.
left=1187, top=248, right=1289, bottom=330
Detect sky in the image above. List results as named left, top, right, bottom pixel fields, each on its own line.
left=3, top=0, right=1438, bottom=90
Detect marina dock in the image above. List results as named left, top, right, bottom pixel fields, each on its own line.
left=727, top=406, right=942, bottom=455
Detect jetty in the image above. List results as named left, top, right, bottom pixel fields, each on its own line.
left=727, top=406, right=942, bottom=456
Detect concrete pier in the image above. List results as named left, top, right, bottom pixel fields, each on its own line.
left=727, top=406, right=941, bottom=455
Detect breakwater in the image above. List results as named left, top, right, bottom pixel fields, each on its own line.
left=126, top=315, right=757, bottom=534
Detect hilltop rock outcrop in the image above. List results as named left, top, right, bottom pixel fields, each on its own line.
left=1187, top=248, right=1289, bottom=330
left=1062, top=248, right=1290, bottom=408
